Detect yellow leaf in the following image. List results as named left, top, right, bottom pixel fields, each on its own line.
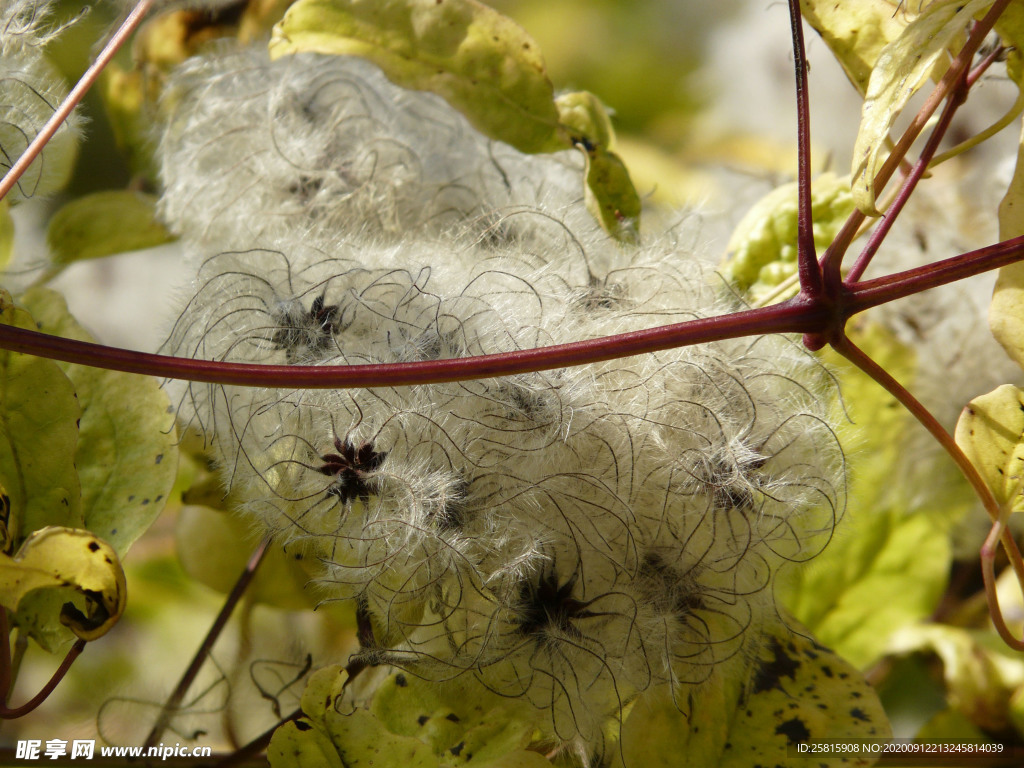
left=955, top=384, right=1024, bottom=513
left=851, top=0, right=992, bottom=215
left=269, top=0, right=565, bottom=154
left=0, top=526, right=126, bottom=641
left=799, top=0, right=908, bottom=95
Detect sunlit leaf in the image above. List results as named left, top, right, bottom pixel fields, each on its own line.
left=991, top=103, right=1024, bottom=371
left=19, top=287, right=177, bottom=555
left=46, top=191, right=175, bottom=266
left=798, top=0, right=907, bottom=94
left=0, top=289, right=83, bottom=544
left=0, top=525, right=126, bottom=641
left=851, top=0, right=991, bottom=215
left=720, top=172, right=854, bottom=303
left=955, top=384, right=1024, bottom=512
left=269, top=0, right=565, bottom=154
left=614, top=616, right=890, bottom=767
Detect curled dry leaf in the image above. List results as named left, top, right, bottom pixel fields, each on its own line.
left=0, top=525, right=126, bottom=641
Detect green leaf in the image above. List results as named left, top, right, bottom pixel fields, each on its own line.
left=176, top=505, right=316, bottom=610
left=0, top=199, right=12, bottom=274
left=582, top=146, right=640, bottom=245
left=614, top=616, right=890, bottom=768
left=851, top=0, right=992, bottom=215
left=720, top=173, right=854, bottom=303
left=0, top=289, right=83, bottom=545
left=45, top=191, right=175, bottom=267
left=18, top=287, right=177, bottom=555
left=0, top=525, right=126, bottom=642
left=554, top=91, right=614, bottom=151
left=955, top=385, right=1024, bottom=513
left=269, top=0, right=565, bottom=154
left=798, top=0, right=908, bottom=95
left=269, top=720, right=345, bottom=768
left=279, top=667, right=550, bottom=768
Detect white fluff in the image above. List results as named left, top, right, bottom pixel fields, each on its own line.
left=160, top=46, right=844, bottom=760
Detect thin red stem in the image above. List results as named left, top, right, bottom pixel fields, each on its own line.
left=0, top=300, right=826, bottom=388
left=143, top=537, right=271, bottom=749
left=0, top=0, right=155, bottom=203
left=788, top=0, right=821, bottom=298
left=848, top=234, right=1024, bottom=312
left=831, top=334, right=1024, bottom=650
left=0, top=622, right=86, bottom=720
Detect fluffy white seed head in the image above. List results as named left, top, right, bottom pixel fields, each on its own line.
left=161, top=45, right=844, bottom=757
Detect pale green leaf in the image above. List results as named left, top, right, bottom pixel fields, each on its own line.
left=582, top=147, right=640, bottom=245
left=0, top=526, right=126, bottom=642
left=269, top=0, right=565, bottom=154
left=955, top=384, right=1024, bottom=512
left=554, top=91, right=614, bottom=150
left=0, top=289, right=83, bottom=544
left=720, top=173, right=854, bottom=303
left=19, top=287, right=177, bottom=555
left=799, top=0, right=907, bottom=94
left=269, top=720, right=345, bottom=768
left=176, top=505, right=316, bottom=610
left=851, top=0, right=992, bottom=214
left=991, top=110, right=1024, bottom=370
left=614, top=616, right=890, bottom=768
left=45, top=191, right=175, bottom=267
left=285, top=666, right=549, bottom=768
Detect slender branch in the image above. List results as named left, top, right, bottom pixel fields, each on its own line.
left=831, top=334, right=1024, bottom=650
left=0, top=300, right=827, bottom=389
left=0, top=0, right=156, bottom=203
left=143, top=537, right=271, bottom=749
left=788, top=0, right=821, bottom=298
left=847, top=234, right=1024, bottom=312
left=0, top=640, right=86, bottom=719
left=845, top=66, right=969, bottom=284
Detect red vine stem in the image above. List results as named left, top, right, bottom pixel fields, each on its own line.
left=0, top=610, right=87, bottom=719
left=0, top=0, right=156, bottom=203
left=0, top=300, right=827, bottom=388
left=831, top=334, right=1024, bottom=651
left=142, top=537, right=271, bottom=749
left=788, top=0, right=821, bottom=299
